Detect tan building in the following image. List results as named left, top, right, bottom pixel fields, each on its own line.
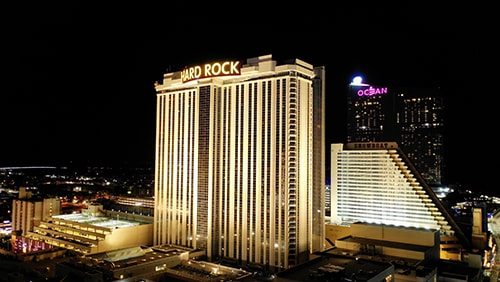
left=153, top=54, right=326, bottom=270
left=56, top=245, right=250, bottom=281
left=331, top=222, right=483, bottom=281
left=23, top=204, right=153, bottom=254
left=11, top=187, right=61, bottom=235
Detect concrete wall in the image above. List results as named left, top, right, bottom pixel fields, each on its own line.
left=97, top=223, right=153, bottom=253
left=334, top=240, right=360, bottom=252
left=335, top=223, right=441, bottom=262
left=382, top=246, right=425, bottom=261
left=350, top=223, right=439, bottom=246
left=325, top=224, right=351, bottom=243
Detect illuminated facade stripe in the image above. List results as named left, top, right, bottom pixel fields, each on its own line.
left=154, top=54, right=325, bottom=269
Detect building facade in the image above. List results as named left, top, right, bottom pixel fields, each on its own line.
left=11, top=187, right=61, bottom=236
left=23, top=204, right=153, bottom=254
left=347, top=77, right=444, bottom=186
left=330, top=142, right=470, bottom=249
left=153, top=54, right=326, bottom=269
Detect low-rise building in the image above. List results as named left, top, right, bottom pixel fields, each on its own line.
left=23, top=203, right=153, bottom=254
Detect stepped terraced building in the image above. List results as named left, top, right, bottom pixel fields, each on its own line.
left=329, top=142, right=470, bottom=249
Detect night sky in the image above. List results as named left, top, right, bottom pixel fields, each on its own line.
left=1, top=3, right=495, bottom=193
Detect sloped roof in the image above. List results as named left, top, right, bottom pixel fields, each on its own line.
left=101, top=246, right=146, bottom=262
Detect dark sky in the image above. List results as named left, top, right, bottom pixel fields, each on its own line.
left=1, top=3, right=496, bottom=192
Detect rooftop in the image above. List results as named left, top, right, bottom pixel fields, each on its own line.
left=51, top=213, right=143, bottom=229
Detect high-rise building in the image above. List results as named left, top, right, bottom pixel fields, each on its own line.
left=347, top=77, right=444, bottom=185
left=153, top=54, right=326, bottom=270
left=346, top=77, right=394, bottom=143
left=329, top=142, right=471, bottom=249
left=398, top=91, right=444, bottom=186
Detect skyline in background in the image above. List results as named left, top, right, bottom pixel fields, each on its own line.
left=1, top=4, right=494, bottom=192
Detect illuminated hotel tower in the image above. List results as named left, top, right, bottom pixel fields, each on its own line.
left=346, top=76, right=395, bottom=143
left=397, top=90, right=444, bottom=186
left=153, top=54, right=326, bottom=269
left=347, top=76, right=444, bottom=186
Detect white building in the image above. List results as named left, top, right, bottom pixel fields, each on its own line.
left=12, top=187, right=61, bottom=236
left=153, top=54, right=326, bottom=270
left=329, top=142, right=471, bottom=249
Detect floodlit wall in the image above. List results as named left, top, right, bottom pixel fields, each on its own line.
left=350, top=223, right=439, bottom=247
left=382, top=246, right=424, bottom=261
left=96, top=224, right=153, bottom=253
left=325, top=224, right=351, bottom=242
left=336, top=223, right=440, bottom=262
left=334, top=240, right=360, bottom=252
